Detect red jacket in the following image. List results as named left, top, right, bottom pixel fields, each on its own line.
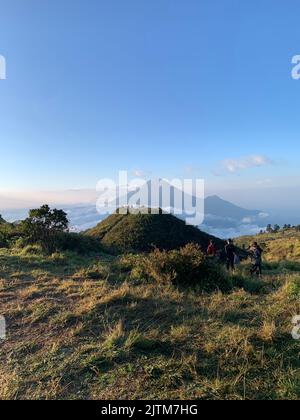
left=207, top=244, right=216, bottom=256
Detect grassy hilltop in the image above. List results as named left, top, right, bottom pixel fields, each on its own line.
left=0, top=212, right=300, bottom=400
left=86, top=209, right=225, bottom=254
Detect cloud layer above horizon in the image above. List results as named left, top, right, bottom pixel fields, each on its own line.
left=221, top=155, right=273, bottom=174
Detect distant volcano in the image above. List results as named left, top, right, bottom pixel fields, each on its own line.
left=201, top=195, right=268, bottom=238
left=205, top=195, right=262, bottom=221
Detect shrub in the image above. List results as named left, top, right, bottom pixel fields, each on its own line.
left=232, top=274, right=264, bottom=294
left=0, top=223, right=22, bottom=248
left=279, top=260, right=300, bottom=272
left=284, top=276, right=300, bottom=298
left=12, top=229, right=101, bottom=256
left=21, top=205, right=69, bottom=254
left=56, top=232, right=101, bottom=255
left=0, top=232, right=8, bottom=248
left=118, top=254, right=142, bottom=272
left=19, top=244, right=44, bottom=256
left=49, top=252, right=67, bottom=265
left=128, top=243, right=231, bottom=292
left=76, top=262, right=110, bottom=280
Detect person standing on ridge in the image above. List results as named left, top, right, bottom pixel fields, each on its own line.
left=207, top=240, right=217, bottom=257
left=249, top=242, right=263, bottom=276
left=225, top=239, right=236, bottom=271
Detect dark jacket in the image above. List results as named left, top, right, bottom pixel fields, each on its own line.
left=225, top=243, right=235, bottom=260
left=251, top=246, right=263, bottom=264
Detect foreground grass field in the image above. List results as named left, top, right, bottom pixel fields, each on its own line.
left=0, top=246, right=299, bottom=400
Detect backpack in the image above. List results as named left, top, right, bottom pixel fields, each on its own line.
left=252, top=248, right=262, bottom=264
left=234, top=254, right=240, bottom=265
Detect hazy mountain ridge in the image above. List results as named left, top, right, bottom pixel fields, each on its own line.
left=201, top=195, right=269, bottom=238
left=0, top=195, right=268, bottom=238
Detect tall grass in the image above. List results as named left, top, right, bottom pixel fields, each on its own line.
left=0, top=246, right=299, bottom=400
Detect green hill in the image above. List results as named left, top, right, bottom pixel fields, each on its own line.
left=86, top=209, right=224, bottom=253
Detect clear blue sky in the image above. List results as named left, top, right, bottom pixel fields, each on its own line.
left=1, top=0, right=300, bottom=195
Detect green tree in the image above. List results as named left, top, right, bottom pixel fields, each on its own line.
left=283, top=224, right=291, bottom=230
left=22, top=205, right=69, bottom=253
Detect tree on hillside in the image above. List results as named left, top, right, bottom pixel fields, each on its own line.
left=273, top=224, right=281, bottom=233
left=266, top=224, right=273, bottom=233
left=283, top=224, right=292, bottom=230
left=22, top=205, right=69, bottom=253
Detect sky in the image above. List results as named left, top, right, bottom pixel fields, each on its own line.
left=1, top=0, right=300, bottom=212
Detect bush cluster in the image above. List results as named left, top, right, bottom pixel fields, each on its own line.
left=55, top=232, right=101, bottom=255
left=123, top=243, right=232, bottom=292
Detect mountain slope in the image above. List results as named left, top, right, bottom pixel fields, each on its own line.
left=205, top=195, right=261, bottom=220
left=86, top=209, right=224, bottom=253
left=236, top=228, right=300, bottom=263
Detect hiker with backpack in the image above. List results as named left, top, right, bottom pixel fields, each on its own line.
left=225, top=239, right=236, bottom=271
left=249, top=242, right=263, bottom=276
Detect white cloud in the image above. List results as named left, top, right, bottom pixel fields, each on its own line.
left=259, top=212, right=269, bottom=219
left=242, top=217, right=252, bottom=223
left=221, top=155, right=273, bottom=174
left=132, top=169, right=152, bottom=178
left=201, top=224, right=265, bottom=239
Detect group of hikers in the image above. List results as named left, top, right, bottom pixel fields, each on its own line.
left=207, top=238, right=263, bottom=276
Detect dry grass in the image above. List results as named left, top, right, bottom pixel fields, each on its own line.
left=0, top=247, right=299, bottom=400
